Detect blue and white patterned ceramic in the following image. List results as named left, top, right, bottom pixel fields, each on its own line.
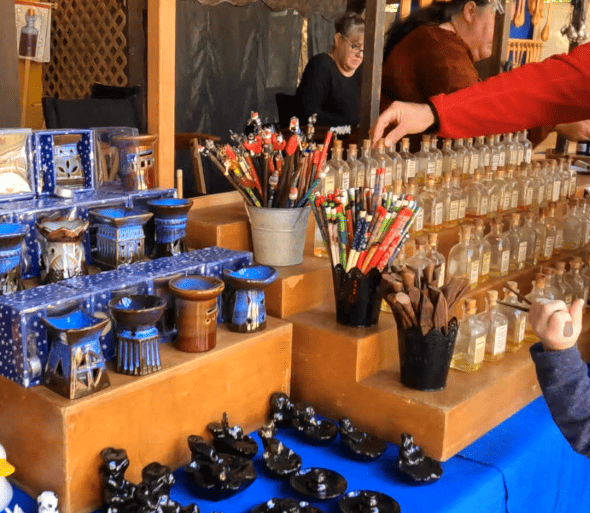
left=0, top=224, right=27, bottom=294
left=147, top=198, right=193, bottom=258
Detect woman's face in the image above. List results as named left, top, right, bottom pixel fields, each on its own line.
left=334, top=28, right=364, bottom=75
left=468, top=4, right=496, bottom=61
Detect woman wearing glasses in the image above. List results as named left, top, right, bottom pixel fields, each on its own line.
left=295, top=13, right=365, bottom=128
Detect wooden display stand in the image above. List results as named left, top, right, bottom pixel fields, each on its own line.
left=0, top=318, right=292, bottom=513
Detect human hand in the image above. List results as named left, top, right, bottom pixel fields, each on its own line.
left=555, top=120, right=590, bottom=141
left=528, top=299, right=584, bottom=351
left=371, top=101, right=436, bottom=148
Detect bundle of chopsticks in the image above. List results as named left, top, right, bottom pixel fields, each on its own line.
left=382, top=266, right=470, bottom=335
left=311, top=187, right=420, bottom=275
left=200, top=113, right=333, bottom=209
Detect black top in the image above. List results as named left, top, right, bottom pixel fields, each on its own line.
left=296, top=53, right=362, bottom=128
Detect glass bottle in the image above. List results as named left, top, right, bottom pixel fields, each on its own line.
left=442, top=139, right=457, bottom=177
left=515, top=166, right=533, bottom=211
left=416, top=135, right=435, bottom=186
left=519, top=130, right=533, bottom=165
left=473, top=218, right=491, bottom=283
left=19, top=9, right=39, bottom=58
left=507, top=212, right=527, bottom=271
left=567, top=157, right=578, bottom=198
left=419, top=176, right=444, bottom=232
left=448, top=223, right=480, bottom=289
left=536, top=209, right=552, bottom=261
left=495, top=134, right=506, bottom=168
left=406, top=238, right=434, bottom=288
left=554, top=261, right=574, bottom=306
left=563, top=200, right=582, bottom=250
left=547, top=204, right=564, bottom=253
left=558, top=158, right=570, bottom=201
left=577, top=197, right=590, bottom=247
left=525, top=274, right=554, bottom=342
left=359, top=139, right=379, bottom=189
left=481, top=290, right=508, bottom=361
left=399, top=137, right=417, bottom=184
left=372, top=139, right=394, bottom=192
left=430, top=136, right=444, bottom=183
left=426, top=232, right=446, bottom=288
left=530, top=162, right=545, bottom=212
left=327, top=140, right=351, bottom=193
left=539, top=160, right=551, bottom=209
left=487, top=135, right=500, bottom=171
left=474, top=136, right=491, bottom=169
left=407, top=179, right=424, bottom=236
left=484, top=167, right=501, bottom=218
left=514, top=132, right=525, bottom=166
left=452, top=138, right=469, bottom=178
left=504, top=165, right=520, bottom=213
left=465, top=138, right=479, bottom=179
left=465, top=171, right=489, bottom=219
left=522, top=212, right=539, bottom=266
left=493, top=168, right=509, bottom=214
left=451, top=299, right=487, bottom=372
left=498, top=283, right=527, bottom=352
left=320, top=155, right=336, bottom=195
left=440, top=173, right=460, bottom=228
left=485, top=218, right=511, bottom=278
left=567, top=258, right=589, bottom=303
left=385, top=141, right=403, bottom=182
left=346, top=143, right=363, bottom=189
left=451, top=175, right=468, bottom=223
left=540, top=266, right=562, bottom=301
left=504, top=133, right=518, bottom=166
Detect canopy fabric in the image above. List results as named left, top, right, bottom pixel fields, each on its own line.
left=195, top=0, right=347, bottom=19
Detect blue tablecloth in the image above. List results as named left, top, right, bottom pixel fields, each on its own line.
left=9, top=397, right=590, bottom=513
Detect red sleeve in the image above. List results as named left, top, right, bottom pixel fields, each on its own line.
left=431, top=42, right=590, bottom=139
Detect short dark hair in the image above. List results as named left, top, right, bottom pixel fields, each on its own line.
left=335, top=12, right=365, bottom=38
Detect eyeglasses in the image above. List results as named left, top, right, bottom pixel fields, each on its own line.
left=342, top=36, right=364, bottom=56
left=489, top=0, right=505, bottom=14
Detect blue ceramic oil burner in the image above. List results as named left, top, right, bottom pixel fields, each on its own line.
left=0, top=223, right=27, bottom=295
left=111, top=134, right=158, bottom=191
left=146, top=198, right=193, bottom=259
left=109, top=295, right=166, bottom=376
left=90, top=207, right=153, bottom=269
left=41, top=308, right=111, bottom=400
left=223, top=265, right=277, bottom=333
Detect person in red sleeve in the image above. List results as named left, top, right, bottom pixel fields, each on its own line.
left=372, top=42, right=590, bottom=148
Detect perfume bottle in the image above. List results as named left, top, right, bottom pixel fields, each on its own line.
left=540, top=266, right=562, bottom=301
left=525, top=273, right=554, bottom=342
left=465, top=171, right=489, bottom=219
left=504, top=165, right=520, bottom=213
left=554, top=262, right=574, bottom=306
left=530, top=162, right=545, bottom=212
left=451, top=299, right=486, bottom=372
left=566, top=157, right=578, bottom=198
left=372, top=139, right=394, bottom=191
left=452, top=138, right=470, bottom=178
left=535, top=209, right=552, bottom=261
left=419, top=176, right=444, bottom=232
left=521, top=212, right=539, bottom=266
left=327, top=140, right=351, bottom=192
left=499, top=282, right=527, bottom=352
left=406, top=238, right=434, bottom=288
left=481, top=290, right=508, bottom=362
left=448, top=223, right=480, bottom=289
left=513, top=133, right=525, bottom=167
left=473, top=218, right=492, bottom=283
left=416, top=135, right=435, bottom=186
left=485, top=218, right=511, bottom=278
left=407, top=179, right=424, bottom=236
left=558, top=158, right=570, bottom=201
left=385, top=141, right=403, bottom=182
left=426, top=232, right=446, bottom=288
left=430, top=136, right=444, bottom=182
left=399, top=137, right=417, bottom=183
left=576, top=197, right=590, bottom=247
left=506, top=212, right=527, bottom=271
left=451, top=175, right=467, bottom=223
left=495, top=134, right=506, bottom=168
left=484, top=167, right=501, bottom=218
left=504, top=133, right=518, bottom=166
left=440, top=173, right=460, bottom=228
left=465, top=138, right=479, bottom=179
left=347, top=143, right=364, bottom=189
left=566, top=258, right=589, bottom=303
left=442, top=139, right=457, bottom=177
left=320, top=156, right=336, bottom=195
left=359, top=139, right=379, bottom=189
left=493, top=168, right=509, bottom=214
left=562, top=200, right=582, bottom=250
left=547, top=204, right=564, bottom=252
left=515, top=166, right=533, bottom=211
left=474, top=136, right=491, bottom=169
left=487, top=135, right=500, bottom=171
left=519, top=130, right=533, bottom=165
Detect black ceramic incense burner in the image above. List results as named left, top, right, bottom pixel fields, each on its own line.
left=290, top=468, right=347, bottom=500
left=251, top=498, right=324, bottom=513
left=270, top=392, right=296, bottom=428
left=184, top=435, right=257, bottom=501
left=293, top=403, right=338, bottom=445
left=258, top=420, right=302, bottom=478
left=396, top=433, right=443, bottom=484
left=339, top=491, right=400, bottom=513
left=207, top=412, right=258, bottom=459
left=338, top=419, right=387, bottom=460
left=100, top=447, right=137, bottom=513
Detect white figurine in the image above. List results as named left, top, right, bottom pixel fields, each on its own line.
left=37, top=492, right=58, bottom=513
left=0, top=444, right=14, bottom=512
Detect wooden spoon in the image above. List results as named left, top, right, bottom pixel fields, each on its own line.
left=514, top=0, right=526, bottom=27
left=541, top=0, right=552, bottom=41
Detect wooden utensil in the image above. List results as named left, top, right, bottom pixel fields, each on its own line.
left=396, top=292, right=418, bottom=326
left=514, top=0, right=526, bottom=27
left=419, top=290, right=435, bottom=336
left=541, top=0, right=552, bottom=41
left=528, top=0, right=535, bottom=16
left=408, top=287, right=421, bottom=315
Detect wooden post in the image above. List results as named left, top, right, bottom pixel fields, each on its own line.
left=476, top=1, right=512, bottom=79
left=0, top=1, right=20, bottom=128
left=147, top=0, right=175, bottom=189
left=358, top=0, right=386, bottom=141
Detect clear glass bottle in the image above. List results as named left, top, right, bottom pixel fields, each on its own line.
left=346, top=143, right=363, bottom=189
left=385, top=141, right=404, bottom=182
left=451, top=175, right=467, bottom=223
left=540, top=160, right=551, bottom=209
left=484, top=167, right=501, bottom=218
left=419, top=176, right=444, bottom=232
left=448, top=223, right=480, bottom=289
left=320, top=157, right=336, bottom=195
left=487, top=135, right=500, bottom=171
left=495, top=134, right=506, bottom=168
left=550, top=160, right=563, bottom=204
left=504, top=165, right=520, bottom=213
left=554, top=262, right=574, bottom=306
left=451, top=299, right=487, bottom=372
left=440, top=173, right=460, bottom=228
left=372, top=139, right=394, bottom=192
left=473, top=218, right=491, bottom=283
left=493, top=168, right=509, bottom=214
left=563, top=200, right=582, bottom=250
left=577, top=197, right=590, bottom=247
left=465, top=171, right=489, bottom=220
left=566, top=258, right=589, bottom=303
left=399, top=137, right=417, bottom=184
left=503, top=133, right=518, bottom=166
left=498, top=282, right=527, bottom=352
left=452, top=138, right=469, bottom=178
left=525, top=274, right=554, bottom=342
left=558, top=158, right=571, bottom=201
left=536, top=209, right=552, bottom=261
left=485, top=219, right=512, bottom=278
left=519, top=129, right=533, bottom=165
left=522, top=212, right=539, bottom=266
left=465, top=137, right=479, bottom=179
left=540, top=266, right=562, bottom=301
left=430, top=136, right=444, bottom=183
left=426, top=232, right=446, bottom=288
left=407, top=179, right=424, bottom=236
left=507, top=212, right=527, bottom=271
left=514, top=132, right=525, bottom=166
left=567, top=157, right=578, bottom=198
left=481, top=290, right=508, bottom=361
left=474, top=135, right=491, bottom=169
left=359, top=139, right=379, bottom=190
left=406, top=237, right=435, bottom=287
left=515, top=166, right=533, bottom=211
left=442, top=139, right=457, bottom=177
left=327, top=140, right=351, bottom=193
left=416, top=135, right=435, bottom=186
left=530, top=161, right=545, bottom=212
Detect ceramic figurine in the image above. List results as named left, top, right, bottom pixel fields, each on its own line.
left=338, top=419, right=387, bottom=460
left=251, top=498, right=324, bottom=513
left=100, top=447, right=137, bottom=513
left=41, top=308, right=111, bottom=400
left=185, top=435, right=257, bottom=501
left=169, top=276, right=224, bottom=353
left=108, top=295, right=166, bottom=376
left=396, top=433, right=443, bottom=484
left=0, top=223, right=27, bottom=295
left=112, top=135, right=158, bottom=191
left=269, top=392, right=295, bottom=427
left=37, top=492, right=59, bottom=513
left=223, top=265, right=277, bottom=333
left=36, top=215, right=89, bottom=283
left=290, top=468, right=347, bottom=500
left=207, top=412, right=258, bottom=459
left=293, top=404, right=338, bottom=445
left=338, top=491, right=400, bottom=513
left=258, top=420, right=302, bottom=478
left=147, top=198, right=193, bottom=258
left=90, top=208, right=153, bottom=269
left=136, top=462, right=199, bottom=513
left=0, top=444, right=14, bottom=512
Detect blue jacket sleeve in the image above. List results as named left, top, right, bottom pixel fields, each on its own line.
left=530, top=342, right=590, bottom=458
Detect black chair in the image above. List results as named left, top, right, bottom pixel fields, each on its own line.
left=275, top=92, right=298, bottom=128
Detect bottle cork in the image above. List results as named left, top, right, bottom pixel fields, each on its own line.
left=428, top=232, right=438, bottom=245
left=442, top=173, right=451, bottom=184
left=465, top=298, right=477, bottom=314
left=376, top=139, right=385, bottom=150
left=487, top=290, right=499, bottom=304
left=422, top=134, right=431, bottom=142
left=348, top=143, right=357, bottom=151
left=426, top=176, right=435, bottom=186
left=535, top=273, right=547, bottom=287
left=525, top=212, right=534, bottom=221
left=362, top=139, right=371, bottom=150
left=497, top=169, right=505, bottom=178
left=402, top=137, right=410, bottom=145
left=475, top=217, right=484, bottom=229
left=474, top=171, right=482, bottom=181
left=511, top=212, right=521, bottom=225
left=333, top=139, right=343, bottom=150
left=461, top=224, right=473, bottom=238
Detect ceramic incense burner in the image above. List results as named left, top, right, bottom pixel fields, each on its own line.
left=396, top=433, right=443, bottom=484
left=112, top=134, right=158, bottom=191
left=258, top=420, right=302, bottom=478
left=339, top=491, right=401, bottom=513
left=207, top=412, right=258, bottom=459
left=290, top=468, right=347, bottom=500
left=293, top=404, right=338, bottom=445
left=0, top=223, right=27, bottom=294
left=251, top=499, right=323, bottom=513
left=147, top=198, right=193, bottom=258
left=338, top=418, right=387, bottom=460
left=41, top=308, right=111, bottom=399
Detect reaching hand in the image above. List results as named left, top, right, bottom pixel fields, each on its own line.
left=555, top=119, right=590, bottom=141
left=528, top=299, right=584, bottom=351
left=371, top=101, right=436, bottom=148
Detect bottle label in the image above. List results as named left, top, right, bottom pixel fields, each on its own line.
left=437, top=262, right=446, bottom=288
left=395, top=163, right=403, bottom=181
left=469, top=260, right=480, bottom=285
left=369, top=169, right=377, bottom=189
left=517, top=149, right=524, bottom=165
left=518, top=241, right=527, bottom=263
left=537, top=186, right=544, bottom=206
left=484, top=153, right=490, bottom=167
left=463, top=155, right=470, bottom=172
left=502, top=193, right=511, bottom=212
left=435, top=159, right=443, bottom=178
left=470, top=154, right=479, bottom=173
left=492, top=324, right=508, bottom=354
left=525, top=186, right=533, bottom=206
left=450, top=157, right=457, bottom=171
left=510, top=149, right=518, bottom=165
left=341, top=171, right=350, bottom=191
left=449, top=200, right=459, bottom=221
left=491, top=154, right=499, bottom=170
left=427, top=161, right=435, bottom=176
left=577, top=142, right=587, bottom=154
left=500, top=250, right=510, bottom=273
left=480, top=196, right=489, bottom=215
left=511, top=189, right=519, bottom=209
left=406, top=160, right=416, bottom=179
left=415, top=209, right=424, bottom=231
left=499, top=151, right=506, bottom=167
left=459, top=198, right=467, bottom=219
left=490, top=194, right=499, bottom=213
left=552, top=181, right=561, bottom=202
left=481, top=251, right=491, bottom=276
left=324, top=175, right=335, bottom=194
left=433, top=202, right=444, bottom=226
left=384, top=168, right=393, bottom=187
left=544, top=236, right=554, bottom=258
left=515, top=316, right=526, bottom=342
left=471, top=335, right=486, bottom=364
left=525, top=148, right=532, bottom=163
